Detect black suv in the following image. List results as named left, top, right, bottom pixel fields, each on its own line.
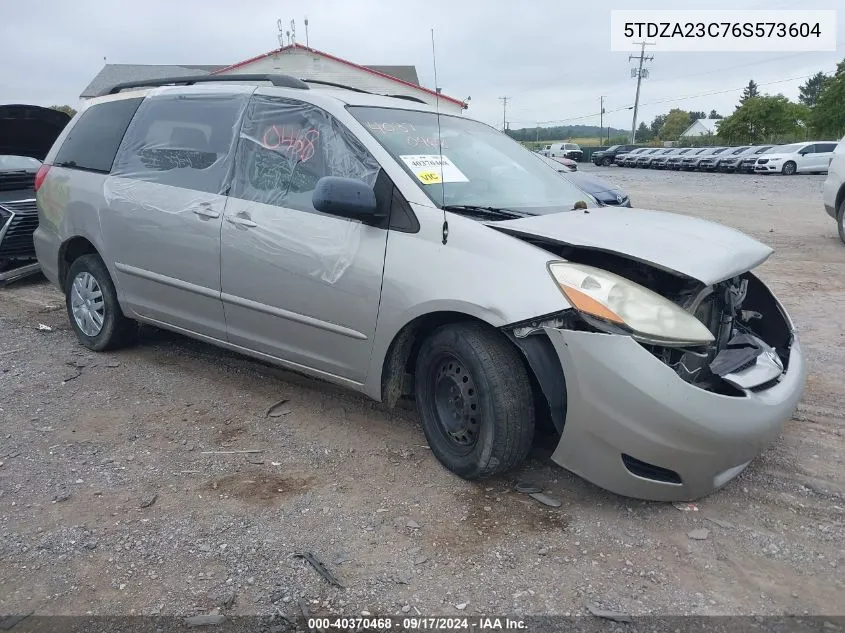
left=592, top=144, right=639, bottom=166
left=0, top=105, right=69, bottom=283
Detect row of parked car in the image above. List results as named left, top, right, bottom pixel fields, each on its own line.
left=593, top=142, right=839, bottom=175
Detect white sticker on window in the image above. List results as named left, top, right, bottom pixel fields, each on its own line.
left=399, top=154, right=469, bottom=184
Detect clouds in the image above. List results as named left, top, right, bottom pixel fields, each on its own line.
left=1, top=0, right=842, bottom=130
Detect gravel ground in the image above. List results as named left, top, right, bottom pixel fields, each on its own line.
left=1, top=167, right=843, bottom=621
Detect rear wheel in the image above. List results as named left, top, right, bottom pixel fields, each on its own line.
left=782, top=161, right=797, bottom=175
left=65, top=254, right=137, bottom=351
left=414, top=323, right=535, bottom=480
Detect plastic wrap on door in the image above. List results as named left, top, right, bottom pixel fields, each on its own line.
left=229, top=96, right=381, bottom=285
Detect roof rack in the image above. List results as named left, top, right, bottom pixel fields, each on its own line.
left=300, top=79, right=428, bottom=105
left=101, top=74, right=309, bottom=96
left=384, top=94, right=427, bottom=105
left=300, top=79, right=369, bottom=93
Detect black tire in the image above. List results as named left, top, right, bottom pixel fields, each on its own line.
left=601, top=156, right=612, bottom=167
left=837, top=200, right=845, bottom=246
left=65, top=254, right=137, bottom=351
left=782, top=161, right=796, bottom=175
left=414, top=322, right=535, bottom=480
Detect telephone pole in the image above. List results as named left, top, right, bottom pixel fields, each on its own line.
left=600, top=96, right=606, bottom=144
left=629, top=41, right=654, bottom=144
left=499, top=96, right=509, bottom=132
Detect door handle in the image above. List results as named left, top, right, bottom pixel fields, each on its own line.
left=193, top=206, right=220, bottom=219
left=226, top=215, right=258, bottom=228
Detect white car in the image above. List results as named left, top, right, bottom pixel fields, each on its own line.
left=822, top=135, right=845, bottom=244
left=753, top=141, right=838, bottom=175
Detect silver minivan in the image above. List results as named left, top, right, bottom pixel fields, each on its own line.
left=34, top=75, right=805, bottom=501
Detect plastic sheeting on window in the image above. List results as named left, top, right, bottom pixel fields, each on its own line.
left=106, top=92, right=250, bottom=200
left=227, top=96, right=382, bottom=285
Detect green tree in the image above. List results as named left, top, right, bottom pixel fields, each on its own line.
left=649, top=114, right=667, bottom=138
left=708, top=109, right=723, bottom=119
left=50, top=105, right=77, bottom=118
left=689, top=111, right=707, bottom=122
left=659, top=109, right=692, bottom=140
left=798, top=71, right=830, bottom=107
left=809, top=60, right=845, bottom=137
left=717, top=94, right=809, bottom=144
left=635, top=121, right=653, bottom=141
left=739, top=80, right=759, bottom=106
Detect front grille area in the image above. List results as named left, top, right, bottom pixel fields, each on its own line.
left=757, top=159, right=769, bottom=164
left=0, top=173, right=35, bottom=192
left=0, top=199, right=38, bottom=260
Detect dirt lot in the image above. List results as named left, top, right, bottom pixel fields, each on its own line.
left=1, top=167, right=843, bottom=620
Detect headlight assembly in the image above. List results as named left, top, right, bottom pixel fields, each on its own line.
left=548, top=262, right=715, bottom=346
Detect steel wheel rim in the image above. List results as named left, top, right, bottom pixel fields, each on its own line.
left=431, top=353, right=480, bottom=451
left=70, top=272, right=105, bottom=336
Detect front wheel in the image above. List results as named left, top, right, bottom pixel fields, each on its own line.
left=601, top=156, right=612, bottom=166
left=782, top=161, right=797, bottom=175
left=414, top=323, right=535, bottom=480
left=65, top=254, right=137, bottom=351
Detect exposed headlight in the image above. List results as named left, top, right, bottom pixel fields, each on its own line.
left=548, top=262, right=715, bottom=345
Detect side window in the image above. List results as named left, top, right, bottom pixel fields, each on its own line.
left=53, top=98, right=143, bottom=173
left=230, top=96, right=380, bottom=213
left=800, top=145, right=816, bottom=154
left=818, top=143, right=836, bottom=153
left=112, top=93, right=249, bottom=194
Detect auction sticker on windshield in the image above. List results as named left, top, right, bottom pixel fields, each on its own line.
left=400, top=154, right=469, bottom=184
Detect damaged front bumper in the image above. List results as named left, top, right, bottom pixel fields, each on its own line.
left=544, top=327, right=805, bottom=501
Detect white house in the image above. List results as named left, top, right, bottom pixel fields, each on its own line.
left=81, top=44, right=467, bottom=115
left=680, top=118, right=721, bottom=137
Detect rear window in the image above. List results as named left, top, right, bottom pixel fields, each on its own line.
left=53, top=98, right=143, bottom=173
left=817, top=142, right=837, bottom=153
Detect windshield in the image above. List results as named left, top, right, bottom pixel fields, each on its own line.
left=350, top=107, right=593, bottom=214
left=0, top=155, right=41, bottom=170
left=606, top=145, right=620, bottom=151
left=711, top=148, right=728, bottom=154
left=767, top=144, right=802, bottom=154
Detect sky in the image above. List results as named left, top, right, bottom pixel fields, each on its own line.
left=1, top=0, right=843, bottom=133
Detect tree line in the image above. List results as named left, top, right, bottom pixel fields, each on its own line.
left=636, top=59, right=844, bottom=145
left=507, top=57, right=845, bottom=148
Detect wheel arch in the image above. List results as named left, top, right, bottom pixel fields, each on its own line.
left=835, top=182, right=845, bottom=216
left=58, top=235, right=100, bottom=290
left=377, top=309, right=562, bottom=436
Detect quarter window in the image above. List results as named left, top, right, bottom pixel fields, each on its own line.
left=53, top=98, right=143, bottom=173
left=230, top=96, right=380, bottom=213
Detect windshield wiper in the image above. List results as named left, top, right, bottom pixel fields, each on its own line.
left=441, top=205, right=525, bottom=220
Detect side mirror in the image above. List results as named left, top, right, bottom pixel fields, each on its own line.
left=312, top=176, right=381, bottom=220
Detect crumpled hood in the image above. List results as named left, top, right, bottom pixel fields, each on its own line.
left=489, top=207, right=773, bottom=285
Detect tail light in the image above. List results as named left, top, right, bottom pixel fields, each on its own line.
left=34, top=164, right=51, bottom=192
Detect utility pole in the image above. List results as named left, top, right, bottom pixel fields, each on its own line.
left=499, top=97, right=509, bottom=132
left=629, top=41, right=654, bottom=144
left=600, top=96, right=606, bottom=144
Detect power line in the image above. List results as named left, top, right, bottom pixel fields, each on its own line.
left=506, top=50, right=830, bottom=123
left=507, top=72, right=817, bottom=129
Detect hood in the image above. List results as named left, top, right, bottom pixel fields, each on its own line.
left=563, top=170, right=620, bottom=196
left=0, top=104, right=71, bottom=161
left=488, top=207, right=772, bottom=285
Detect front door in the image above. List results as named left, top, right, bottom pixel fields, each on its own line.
left=103, top=91, right=250, bottom=339
left=220, top=95, right=388, bottom=384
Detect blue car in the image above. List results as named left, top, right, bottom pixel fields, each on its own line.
left=538, top=155, right=631, bottom=207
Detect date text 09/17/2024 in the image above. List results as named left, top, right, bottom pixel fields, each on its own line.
left=308, top=616, right=527, bottom=630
